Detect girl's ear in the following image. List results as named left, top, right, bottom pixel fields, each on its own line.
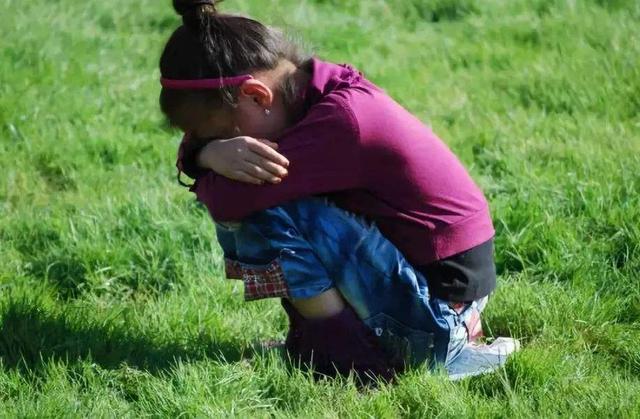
left=238, top=79, right=274, bottom=109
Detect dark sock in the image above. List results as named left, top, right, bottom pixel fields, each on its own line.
left=282, top=299, right=398, bottom=383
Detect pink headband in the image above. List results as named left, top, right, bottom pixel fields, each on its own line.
left=160, top=75, right=254, bottom=90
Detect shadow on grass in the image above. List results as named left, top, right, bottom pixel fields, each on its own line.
left=0, top=299, right=245, bottom=374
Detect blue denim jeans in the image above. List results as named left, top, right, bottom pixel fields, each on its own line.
left=216, top=198, right=484, bottom=369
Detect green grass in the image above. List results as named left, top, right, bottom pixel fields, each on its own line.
left=1, top=0, right=639, bottom=416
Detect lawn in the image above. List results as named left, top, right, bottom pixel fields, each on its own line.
left=1, top=0, right=639, bottom=416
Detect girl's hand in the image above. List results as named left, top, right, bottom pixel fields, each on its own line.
left=196, top=136, right=289, bottom=185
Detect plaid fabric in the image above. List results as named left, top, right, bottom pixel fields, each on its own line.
left=449, top=302, right=484, bottom=343
left=225, top=258, right=289, bottom=301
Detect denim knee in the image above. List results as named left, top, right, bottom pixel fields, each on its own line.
left=215, top=203, right=334, bottom=301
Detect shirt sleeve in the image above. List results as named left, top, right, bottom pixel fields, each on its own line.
left=176, top=134, right=210, bottom=181
left=193, top=93, right=363, bottom=221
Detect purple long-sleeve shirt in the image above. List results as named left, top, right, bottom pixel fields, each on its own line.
left=184, top=58, right=494, bottom=266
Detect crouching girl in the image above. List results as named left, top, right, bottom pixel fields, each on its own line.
left=159, top=0, right=518, bottom=381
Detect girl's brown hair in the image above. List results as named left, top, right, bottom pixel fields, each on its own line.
left=159, top=0, right=307, bottom=128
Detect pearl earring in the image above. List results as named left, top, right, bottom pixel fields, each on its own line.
left=264, top=108, right=271, bottom=116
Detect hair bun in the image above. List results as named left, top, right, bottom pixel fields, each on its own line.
left=173, top=0, right=220, bottom=17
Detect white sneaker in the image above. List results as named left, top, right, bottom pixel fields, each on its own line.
left=446, top=337, right=520, bottom=381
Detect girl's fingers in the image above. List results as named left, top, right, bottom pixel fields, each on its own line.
left=247, top=140, right=290, bottom=167
left=257, top=138, right=280, bottom=149
left=243, top=163, right=282, bottom=184
left=246, top=154, right=288, bottom=177
left=232, top=170, right=264, bottom=185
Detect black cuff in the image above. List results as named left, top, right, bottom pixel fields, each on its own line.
left=179, top=140, right=209, bottom=180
